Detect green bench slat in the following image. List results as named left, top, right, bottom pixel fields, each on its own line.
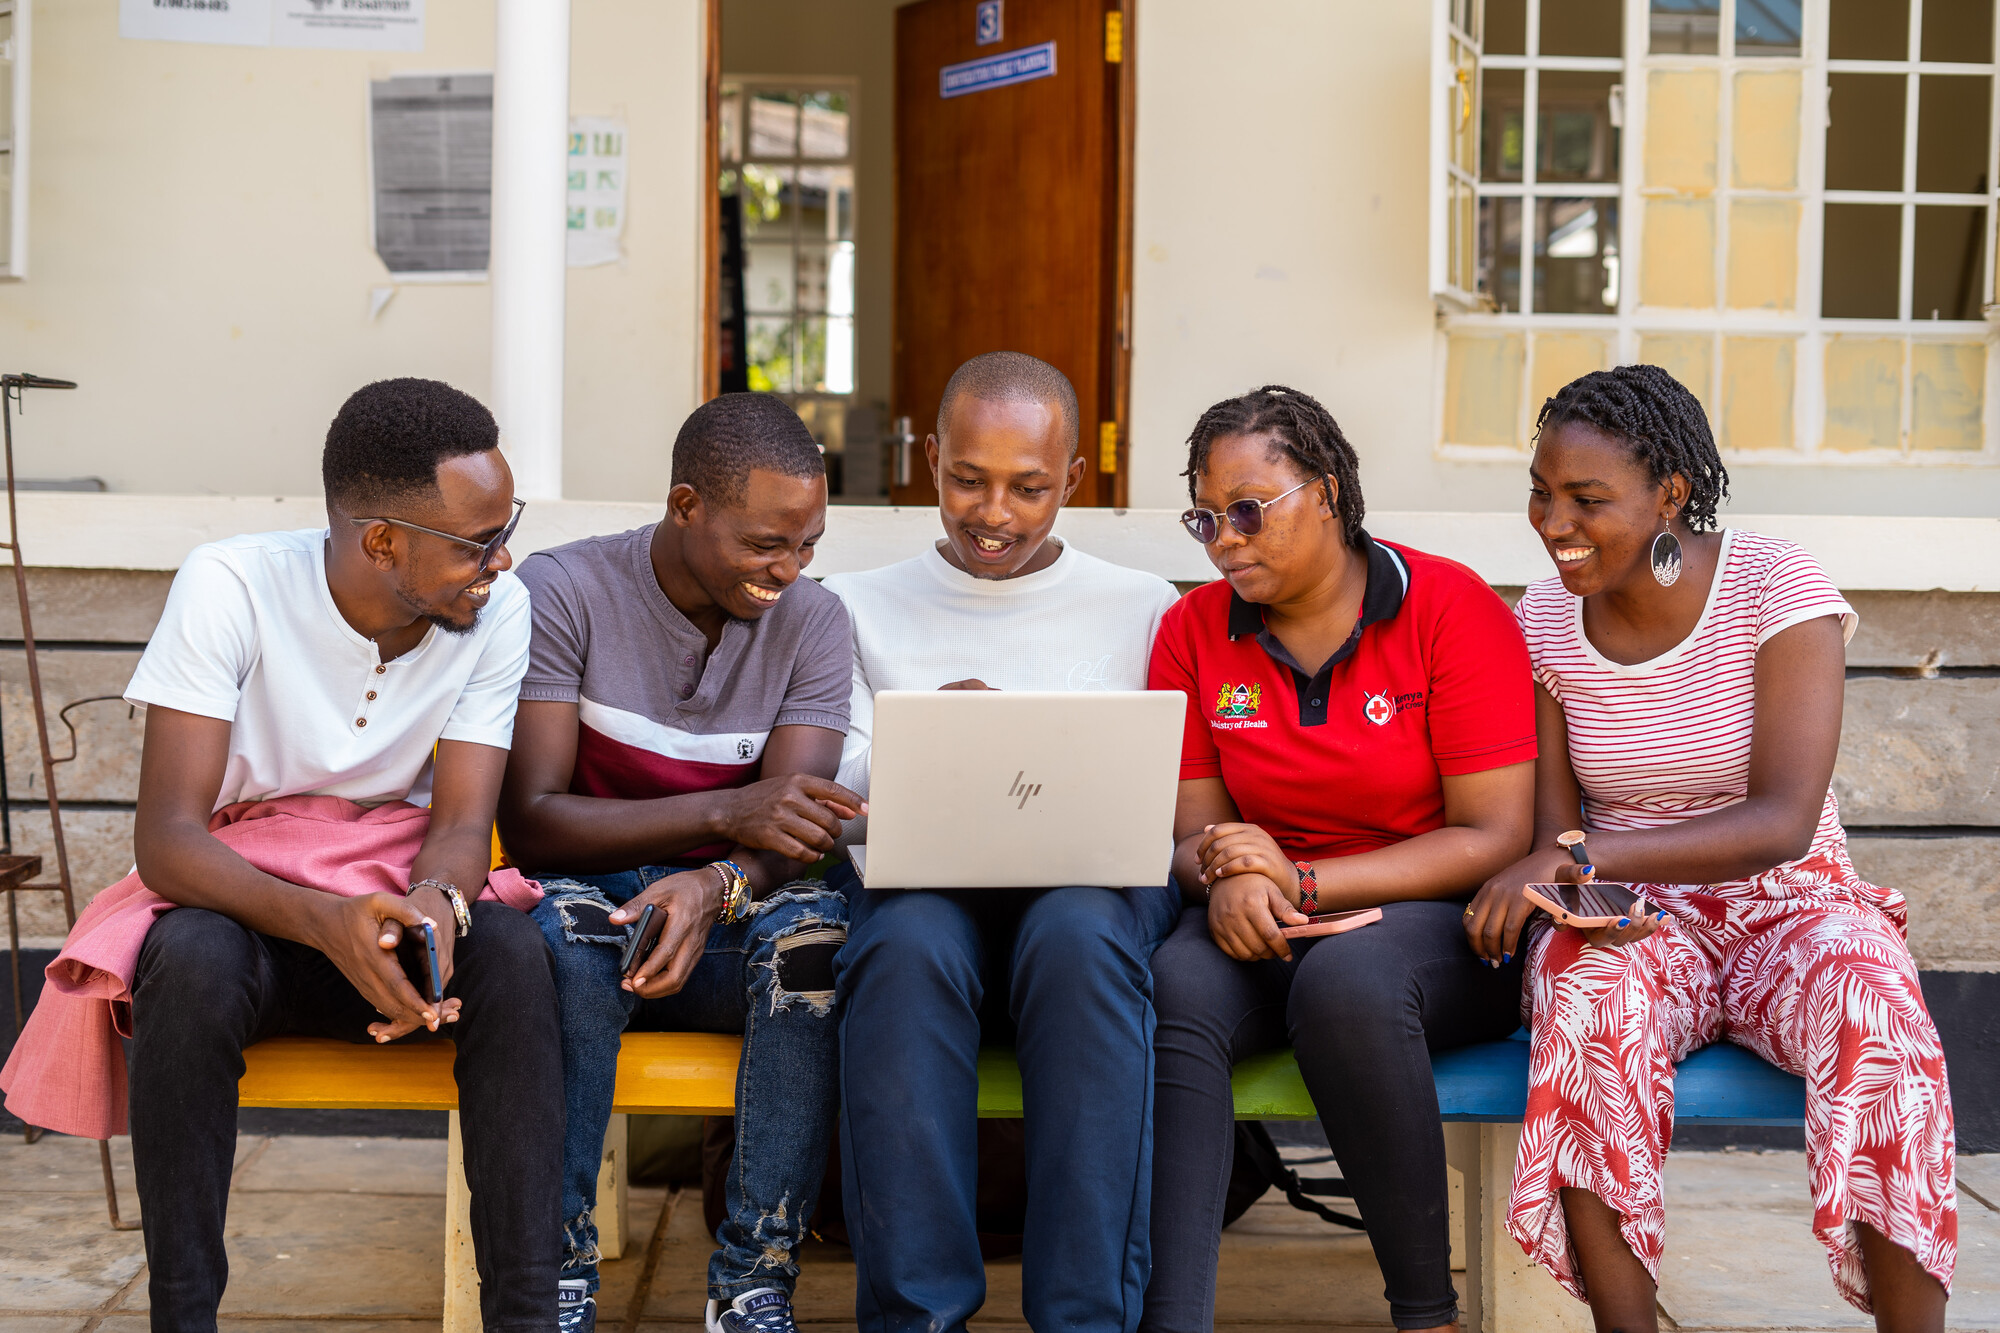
left=980, top=1036, right=1808, bottom=1125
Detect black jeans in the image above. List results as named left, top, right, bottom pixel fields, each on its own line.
left=1141, top=901, right=1524, bottom=1332
left=128, top=903, right=564, bottom=1333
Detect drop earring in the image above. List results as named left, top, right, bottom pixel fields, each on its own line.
left=1650, top=529, right=1683, bottom=587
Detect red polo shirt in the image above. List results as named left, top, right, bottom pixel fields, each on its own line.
left=1147, top=533, right=1536, bottom=861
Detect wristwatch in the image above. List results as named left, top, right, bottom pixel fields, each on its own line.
left=710, top=859, right=752, bottom=925
left=1556, top=829, right=1595, bottom=881
left=1293, top=861, right=1319, bottom=914
left=412, top=878, right=471, bottom=937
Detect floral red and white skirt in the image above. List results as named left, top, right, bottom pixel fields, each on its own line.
left=1506, top=845, right=1956, bottom=1313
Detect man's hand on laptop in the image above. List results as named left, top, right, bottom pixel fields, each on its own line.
left=305, top=892, right=459, bottom=1042
left=615, top=868, right=725, bottom=999
left=714, top=773, right=867, bottom=862
left=938, top=679, right=994, bottom=690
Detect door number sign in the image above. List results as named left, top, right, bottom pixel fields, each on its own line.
left=976, top=1, right=1003, bottom=45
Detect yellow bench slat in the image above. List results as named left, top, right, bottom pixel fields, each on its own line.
left=238, top=1031, right=743, bottom=1115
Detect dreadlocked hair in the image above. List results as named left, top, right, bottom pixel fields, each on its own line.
left=1535, top=364, right=1731, bottom=532
left=1182, top=385, right=1366, bottom=548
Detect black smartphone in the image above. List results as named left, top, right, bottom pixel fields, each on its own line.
left=398, top=919, right=444, bottom=1006
left=620, top=903, right=666, bottom=979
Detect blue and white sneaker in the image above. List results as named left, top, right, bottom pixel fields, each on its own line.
left=705, top=1287, right=797, bottom=1333
left=558, top=1278, right=596, bottom=1333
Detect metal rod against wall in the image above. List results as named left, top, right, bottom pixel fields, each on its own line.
left=489, top=0, right=571, bottom=501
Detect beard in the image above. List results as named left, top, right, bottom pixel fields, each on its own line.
left=394, top=570, right=481, bottom=636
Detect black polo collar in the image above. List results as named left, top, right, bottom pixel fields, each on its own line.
left=1225, top=530, right=1410, bottom=726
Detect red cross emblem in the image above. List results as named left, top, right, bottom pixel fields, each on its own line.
left=1364, top=692, right=1395, bottom=726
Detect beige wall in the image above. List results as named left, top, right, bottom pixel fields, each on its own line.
left=0, top=0, right=704, bottom=501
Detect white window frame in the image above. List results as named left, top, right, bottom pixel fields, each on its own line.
left=1430, top=0, right=2000, bottom=463
left=720, top=76, right=860, bottom=400
left=0, top=0, right=30, bottom=281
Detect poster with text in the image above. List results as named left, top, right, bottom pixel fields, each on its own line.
left=567, top=117, right=628, bottom=268
left=274, top=0, right=425, bottom=51
left=119, top=0, right=273, bottom=47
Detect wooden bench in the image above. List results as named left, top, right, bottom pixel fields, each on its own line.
left=234, top=1028, right=1805, bottom=1333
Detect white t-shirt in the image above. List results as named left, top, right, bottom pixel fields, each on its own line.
left=821, top=539, right=1181, bottom=800
left=124, top=527, right=532, bottom=812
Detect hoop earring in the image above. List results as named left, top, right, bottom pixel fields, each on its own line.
left=1650, top=530, right=1684, bottom=587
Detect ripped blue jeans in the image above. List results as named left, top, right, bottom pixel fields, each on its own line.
left=530, top=867, right=847, bottom=1302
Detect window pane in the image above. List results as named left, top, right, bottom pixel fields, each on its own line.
left=1531, top=332, right=1612, bottom=412
left=825, top=316, right=857, bottom=396
left=1443, top=333, right=1525, bottom=447
left=1727, top=198, right=1800, bottom=309
left=800, top=91, right=851, bottom=159
left=1641, top=197, right=1716, bottom=306
left=1536, top=197, right=1620, bottom=314
left=1479, top=196, right=1523, bottom=310
left=1720, top=336, right=1797, bottom=450
left=797, top=245, right=831, bottom=313
left=796, top=317, right=831, bottom=393
left=1913, top=205, right=1988, bottom=319
left=747, top=316, right=794, bottom=393
left=738, top=165, right=793, bottom=241
left=1823, top=336, right=1904, bottom=450
left=1829, top=0, right=1909, bottom=60
left=1916, top=76, right=1991, bottom=194
left=1651, top=0, right=1719, bottom=55
left=1539, top=72, right=1621, bottom=183
left=1822, top=203, right=1902, bottom=317
left=743, top=242, right=794, bottom=314
left=1911, top=342, right=1986, bottom=450
left=1481, top=68, right=1525, bottom=182
left=1646, top=69, right=1720, bottom=191
left=1487, top=0, right=1527, bottom=55
left=719, top=86, right=742, bottom=164
left=1737, top=0, right=1802, bottom=56
left=1540, top=0, right=1622, bottom=57
left=1921, top=0, right=1993, bottom=63
left=1734, top=70, right=1801, bottom=188
left=748, top=91, right=798, bottom=157
left=1637, top=333, right=1715, bottom=417
left=1825, top=74, right=1906, bottom=191
left=797, top=164, right=853, bottom=242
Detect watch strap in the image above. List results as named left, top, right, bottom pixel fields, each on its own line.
left=411, top=878, right=471, bottom=937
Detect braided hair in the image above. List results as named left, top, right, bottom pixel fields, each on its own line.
left=1182, top=385, right=1366, bottom=548
left=1534, top=365, right=1731, bottom=532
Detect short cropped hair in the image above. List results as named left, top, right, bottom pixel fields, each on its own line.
left=670, top=392, right=825, bottom=508
left=322, top=378, right=499, bottom=511
left=936, top=351, right=1080, bottom=456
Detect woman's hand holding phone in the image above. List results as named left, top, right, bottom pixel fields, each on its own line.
left=1206, top=870, right=1308, bottom=963
left=1467, top=846, right=1667, bottom=964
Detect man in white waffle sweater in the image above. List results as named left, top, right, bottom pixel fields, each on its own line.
left=821, top=351, right=1180, bottom=1333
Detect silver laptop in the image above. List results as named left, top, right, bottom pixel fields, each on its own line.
left=850, top=690, right=1184, bottom=890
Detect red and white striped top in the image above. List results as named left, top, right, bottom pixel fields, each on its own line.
left=1517, top=530, right=1857, bottom=860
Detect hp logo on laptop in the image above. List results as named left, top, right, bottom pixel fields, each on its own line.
left=1007, top=771, right=1042, bottom=810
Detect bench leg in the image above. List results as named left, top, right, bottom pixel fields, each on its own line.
left=1443, top=1124, right=1484, bottom=1333
left=598, top=1113, right=628, bottom=1262
left=444, top=1111, right=480, bottom=1333
left=1459, top=1123, right=1594, bottom=1333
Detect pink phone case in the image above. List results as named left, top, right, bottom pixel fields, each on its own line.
left=1522, top=882, right=1647, bottom=929
left=1278, top=906, right=1384, bottom=939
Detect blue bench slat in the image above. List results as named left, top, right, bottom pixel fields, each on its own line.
left=1407, top=1036, right=1805, bottom=1125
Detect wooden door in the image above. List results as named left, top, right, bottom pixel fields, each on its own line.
left=892, top=0, right=1133, bottom=506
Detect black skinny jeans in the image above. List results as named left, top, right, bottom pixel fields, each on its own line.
left=129, top=903, right=564, bottom=1333
left=1142, top=901, right=1524, bottom=1332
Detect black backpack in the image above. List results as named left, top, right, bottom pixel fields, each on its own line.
left=1222, top=1121, right=1365, bottom=1231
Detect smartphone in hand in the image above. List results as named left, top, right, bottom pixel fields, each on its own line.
left=398, top=919, right=444, bottom=1006
left=620, top=903, right=667, bottom=979
left=1278, top=907, right=1383, bottom=939
left=1522, top=881, right=1646, bottom=929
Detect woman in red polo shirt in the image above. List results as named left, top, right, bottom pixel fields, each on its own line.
left=1140, top=386, right=1537, bottom=1333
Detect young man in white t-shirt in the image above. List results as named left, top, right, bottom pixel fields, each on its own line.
left=821, top=352, right=1181, bottom=1333
left=119, top=379, right=561, bottom=1332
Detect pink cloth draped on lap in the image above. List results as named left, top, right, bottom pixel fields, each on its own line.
left=0, top=794, right=541, bottom=1140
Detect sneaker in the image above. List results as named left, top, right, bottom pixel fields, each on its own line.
left=558, top=1278, right=596, bottom=1333
left=705, top=1287, right=797, bottom=1333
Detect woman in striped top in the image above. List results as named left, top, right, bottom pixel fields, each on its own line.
left=1463, top=366, right=1954, bottom=1331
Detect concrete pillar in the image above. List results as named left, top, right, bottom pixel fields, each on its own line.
left=489, top=0, right=571, bottom=499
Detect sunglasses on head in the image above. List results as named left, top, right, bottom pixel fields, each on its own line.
left=350, top=496, right=526, bottom=573
left=1180, top=476, right=1326, bottom=544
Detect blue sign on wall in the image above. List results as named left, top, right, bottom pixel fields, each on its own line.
left=940, top=40, right=1057, bottom=99
left=975, top=0, right=1003, bottom=45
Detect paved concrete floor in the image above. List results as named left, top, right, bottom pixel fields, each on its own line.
left=2, top=1134, right=1996, bottom=1331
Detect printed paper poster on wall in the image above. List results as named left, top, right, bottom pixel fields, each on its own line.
left=567, top=117, right=628, bottom=268
left=119, top=0, right=274, bottom=48
left=120, top=0, right=425, bottom=49
left=273, top=0, right=425, bottom=51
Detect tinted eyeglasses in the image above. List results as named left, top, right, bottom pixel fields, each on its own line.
left=1180, top=476, right=1324, bottom=544
left=350, top=496, right=526, bottom=573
